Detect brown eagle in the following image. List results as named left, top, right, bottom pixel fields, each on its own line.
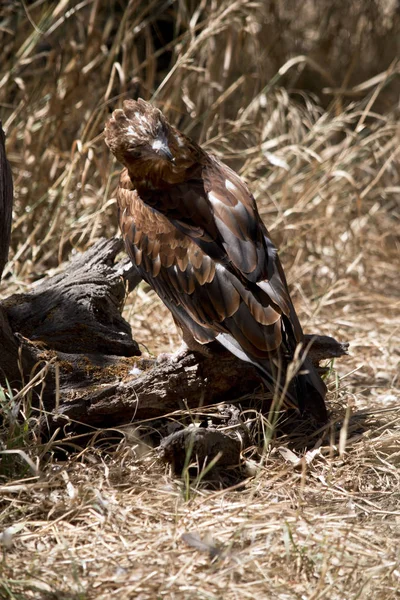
left=105, top=99, right=327, bottom=421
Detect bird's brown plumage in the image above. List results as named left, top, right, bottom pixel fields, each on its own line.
left=105, top=98, right=327, bottom=421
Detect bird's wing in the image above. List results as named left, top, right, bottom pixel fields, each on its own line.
left=138, top=156, right=270, bottom=280
left=119, top=168, right=292, bottom=361
left=134, top=156, right=302, bottom=342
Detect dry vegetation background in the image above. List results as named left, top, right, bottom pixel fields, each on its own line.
left=0, top=0, right=400, bottom=598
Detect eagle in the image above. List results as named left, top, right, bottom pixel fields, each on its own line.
left=105, top=99, right=327, bottom=422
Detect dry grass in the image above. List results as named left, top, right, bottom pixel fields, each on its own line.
left=0, top=409, right=399, bottom=599
left=0, top=1, right=399, bottom=598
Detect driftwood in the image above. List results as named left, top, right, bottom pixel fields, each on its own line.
left=0, top=130, right=349, bottom=477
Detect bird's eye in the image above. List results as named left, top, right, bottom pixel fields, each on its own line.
left=127, top=147, right=142, bottom=159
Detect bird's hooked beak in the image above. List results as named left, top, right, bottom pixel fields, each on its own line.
left=151, top=137, right=175, bottom=163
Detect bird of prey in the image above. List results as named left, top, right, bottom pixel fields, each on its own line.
left=105, top=99, right=327, bottom=421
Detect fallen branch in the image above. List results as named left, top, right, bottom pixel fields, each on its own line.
left=0, top=237, right=141, bottom=389
left=4, top=237, right=141, bottom=357
left=47, top=331, right=348, bottom=432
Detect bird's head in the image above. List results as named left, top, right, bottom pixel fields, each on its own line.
left=105, top=99, right=185, bottom=173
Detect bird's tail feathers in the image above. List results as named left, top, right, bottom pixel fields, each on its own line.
left=216, top=332, right=327, bottom=423
left=216, top=332, right=294, bottom=405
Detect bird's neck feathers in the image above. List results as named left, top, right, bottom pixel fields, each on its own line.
left=126, top=158, right=184, bottom=191
left=126, top=135, right=203, bottom=190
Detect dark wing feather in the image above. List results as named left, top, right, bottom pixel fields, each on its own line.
left=134, top=155, right=301, bottom=337
left=139, top=157, right=269, bottom=280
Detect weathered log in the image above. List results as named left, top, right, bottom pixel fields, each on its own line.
left=3, top=237, right=141, bottom=357
left=48, top=332, right=348, bottom=432
left=50, top=350, right=264, bottom=428
left=0, top=121, right=12, bottom=281
left=0, top=238, right=141, bottom=388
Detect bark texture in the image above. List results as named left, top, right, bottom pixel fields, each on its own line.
left=47, top=331, right=347, bottom=432
left=0, top=237, right=141, bottom=388
left=3, top=237, right=141, bottom=357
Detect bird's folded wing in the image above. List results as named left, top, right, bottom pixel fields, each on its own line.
left=133, top=155, right=301, bottom=333
left=139, top=157, right=269, bottom=277
left=118, top=180, right=287, bottom=356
